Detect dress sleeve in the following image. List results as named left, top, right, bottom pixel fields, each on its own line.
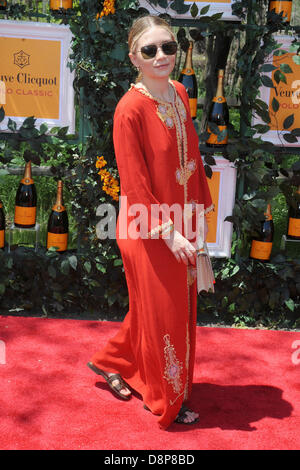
left=113, top=111, right=174, bottom=239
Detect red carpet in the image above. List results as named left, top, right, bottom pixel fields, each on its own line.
left=0, top=315, right=299, bottom=450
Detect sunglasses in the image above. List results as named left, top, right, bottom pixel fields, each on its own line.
left=138, top=41, right=178, bottom=60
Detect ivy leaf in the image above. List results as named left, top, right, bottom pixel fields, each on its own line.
left=253, top=124, right=270, bottom=134
left=261, top=75, right=274, bottom=88
left=291, top=128, right=300, bottom=137
left=169, top=0, right=190, bottom=14
left=285, top=298, right=295, bottom=311
left=21, top=116, right=36, bottom=129
left=274, top=49, right=288, bottom=56
left=204, top=164, right=213, bottom=179
left=280, top=63, right=293, bottom=73
left=272, top=97, right=279, bottom=113
left=283, top=133, right=298, bottom=143
left=0, top=106, right=5, bottom=123
left=210, top=12, right=223, bottom=20
left=283, top=114, right=294, bottom=129
left=190, top=2, right=198, bottom=18
left=7, top=118, right=17, bottom=132
left=292, top=55, right=300, bottom=66
left=260, top=64, right=277, bottom=73
left=200, top=5, right=210, bottom=15
left=274, top=69, right=286, bottom=84
left=84, top=261, right=91, bottom=273
left=204, top=154, right=216, bottom=166
left=157, top=0, right=168, bottom=7
left=111, top=44, right=127, bottom=62
left=68, top=255, right=78, bottom=271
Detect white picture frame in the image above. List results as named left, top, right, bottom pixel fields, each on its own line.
left=204, top=156, right=237, bottom=258
left=0, top=20, right=75, bottom=134
left=252, top=34, right=300, bottom=147
left=138, top=0, right=240, bottom=22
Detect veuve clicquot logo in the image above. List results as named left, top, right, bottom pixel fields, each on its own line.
left=47, top=180, right=69, bottom=252
left=14, top=161, right=37, bottom=228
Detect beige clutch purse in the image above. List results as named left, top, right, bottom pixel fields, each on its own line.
left=196, top=211, right=215, bottom=294
left=196, top=241, right=215, bottom=294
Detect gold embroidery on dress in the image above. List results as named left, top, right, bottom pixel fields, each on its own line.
left=175, top=159, right=196, bottom=186
left=157, top=103, right=174, bottom=129
left=185, top=323, right=190, bottom=370
left=163, top=334, right=183, bottom=395
left=147, top=219, right=173, bottom=239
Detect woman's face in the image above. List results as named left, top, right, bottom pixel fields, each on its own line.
left=129, top=26, right=176, bottom=82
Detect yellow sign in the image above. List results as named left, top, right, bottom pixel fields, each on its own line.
left=269, top=51, right=300, bottom=131
left=0, top=37, right=61, bottom=119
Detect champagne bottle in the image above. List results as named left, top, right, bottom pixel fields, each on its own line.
left=206, top=69, right=229, bottom=147
left=14, top=161, right=37, bottom=228
left=50, top=0, right=73, bottom=11
left=0, top=1, right=7, bottom=11
left=0, top=200, right=5, bottom=249
left=269, top=0, right=293, bottom=24
left=178, top=41, right=198, bottom=120
left=250, top=204, right=274, bottom=261
left=287, top=185, right=300, bottom=240
left=47, top=180, right=68, bottom=252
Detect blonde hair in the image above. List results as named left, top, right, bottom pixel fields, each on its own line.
left=128, top=15, right=175, bottom=83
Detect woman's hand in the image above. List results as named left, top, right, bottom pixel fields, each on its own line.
left=163, top=230, right=197, bottom=266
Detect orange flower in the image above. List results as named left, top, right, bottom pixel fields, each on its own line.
left=96, top=156, right=119, bottom=201
left=96, top=155, right=107, bottom=169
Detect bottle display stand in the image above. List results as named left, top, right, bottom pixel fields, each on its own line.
left=281, top=234, right=300, bottom=250
left=8, top=223, right=40, bottom=253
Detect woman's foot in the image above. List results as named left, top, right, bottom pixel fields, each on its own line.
left=107, top=372, right=131, bottom=398
left=87, top=362, right=132, bottom=400
left=174, top=405, right=199, bottom=425
left=144, top=403, right=199, bottom=424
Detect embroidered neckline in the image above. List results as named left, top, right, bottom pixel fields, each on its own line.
left=130, top=80, right=177, bottom=106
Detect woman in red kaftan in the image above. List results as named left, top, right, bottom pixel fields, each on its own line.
left=89, top=16, right=213, bottom=429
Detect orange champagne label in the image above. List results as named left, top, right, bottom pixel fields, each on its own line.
left=288, top=218, right=300, bottom=237
left=0, top=229, right=4, bottom=248
left=47, top=232, right=68, bottom=251
left=250, top=240, right=272, bottom=260
left=181, top=68, right=195, bottom=76
left=269, top=1, right=292, bottom=21
left=52, top=204, right=66, bottom=213
left=189, top=98, right=197, bottom=118
left=14, top=206, right=36, bottom=226
left=213, top=96, right=226, bottom=103
left=50, top=0, right=72, bottom=9
left=20, top=178, right=34, bottom=185
left=207, top=125, right=228, bottom=145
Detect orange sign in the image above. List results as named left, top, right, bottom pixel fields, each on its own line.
left=269, top=51, right=300, bottom=131
left=206, top=171, right=220, bottom=244
left=0, top=36, right=61, bottom=119
left=193, top=0, right=230, bottom=2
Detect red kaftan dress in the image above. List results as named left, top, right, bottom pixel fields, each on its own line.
left=90, top=80, right=213, bottom=429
